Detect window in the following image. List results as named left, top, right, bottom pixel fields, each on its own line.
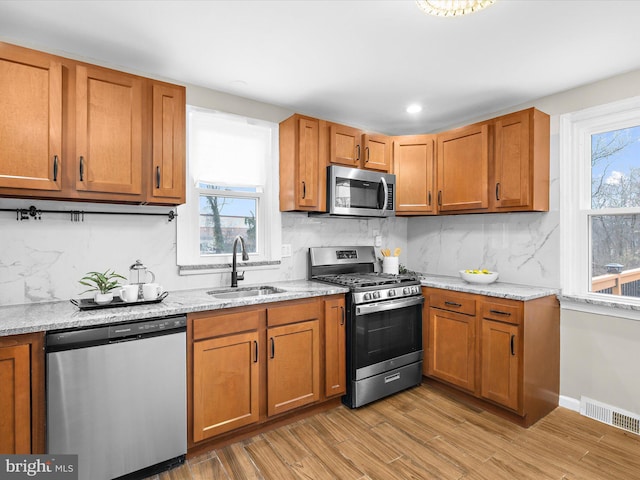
left=177, top=107, right=280, bottom=269
left=561, top=97, right=640, bottom=305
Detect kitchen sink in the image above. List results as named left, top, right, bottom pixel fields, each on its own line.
left=207, top=285, right=286, bottom=300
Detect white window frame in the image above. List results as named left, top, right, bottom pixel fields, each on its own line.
left=560, top=95, right=640, bottom=313
left=177, top=106, right=281, bottom=271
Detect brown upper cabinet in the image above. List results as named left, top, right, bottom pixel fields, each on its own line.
left=149, top=82, right=186, bottom=204
left=393, top=135, right=435, bottom=215
left=362, top=134, right=392, bottom=172
left=492, top=108, right=549, bottom=212
left=279, top=114, right=324, bottom=212
left=436, top=123, right=490, bottom=212
left=395, top=107, right=549, bottom=216
left=328, top=123, right=362, bottom=168
left=0, top=42, right=186, bottom=205
left=0, top=44, right=62, bottom=192
left=328, top=123, right=392, bottom=172
left=75, top=65, right=144, bottom=199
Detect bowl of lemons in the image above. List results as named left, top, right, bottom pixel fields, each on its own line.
left=459, top=269, right=499, bottom=284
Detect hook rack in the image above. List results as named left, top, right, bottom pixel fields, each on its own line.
left=1, top=205, right=177, bottom=222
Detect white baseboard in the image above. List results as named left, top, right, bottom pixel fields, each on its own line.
left=559, top=395, right=580, bottom=412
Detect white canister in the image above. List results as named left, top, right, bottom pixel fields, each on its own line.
left=382, top=256, right=399, bottom=275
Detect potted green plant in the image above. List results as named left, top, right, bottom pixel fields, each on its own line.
left=79, top=269, right=127, bottom=305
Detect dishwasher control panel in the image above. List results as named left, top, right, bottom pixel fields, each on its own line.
left=109, top=316, right=186, bottom=339
left=46, top=315, right=187, bottom=350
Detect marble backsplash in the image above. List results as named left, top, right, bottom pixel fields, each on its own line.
left=0, top=204, right=408, bottom=306
left=0, top=199, right=560, bottom=306
left=407, top=211, right=561, bottom=289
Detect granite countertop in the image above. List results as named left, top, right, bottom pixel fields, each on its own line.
left=0, top=280, right=349, bottom=336
left=419, top=273, right=559, bottom=301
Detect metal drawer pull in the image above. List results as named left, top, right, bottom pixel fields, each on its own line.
left=496, top=182, right=501, bottom=201
left=270, top=337, right=275, bottom=359
left=510, top=334, right=516, bottom=356
left=428, top=191, right=432, bottom=206
left=489, top=309, right=511, bottom=316
left=79, top=156, right=84, bottom=182
left=444, top=301, right=462, bottom=308
left=340, top=306, right=345, bottom=326
left=156, top=166, right=161, bottom=189
left=53, top=155, right=59, bottom=182
left=253, top=340, right=258, bottom=363
left=356, top=144, right=361, bottom=161
left=384, top=373, right=400, bottom=383
left=302, top=181, right=306, bottom=199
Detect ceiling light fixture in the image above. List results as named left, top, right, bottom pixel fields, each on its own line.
left=406, top=104, right=422, bottom=114
left=415, top=0, right=496, bottom=17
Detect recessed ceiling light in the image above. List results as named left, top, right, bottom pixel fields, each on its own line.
left=406, top=104, right=422, bottom=114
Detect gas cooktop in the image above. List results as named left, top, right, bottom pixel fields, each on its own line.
left=313, top=272, right=420, bottom=289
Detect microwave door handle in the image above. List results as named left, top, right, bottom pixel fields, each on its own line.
left=380, top=176, right=389, bottom=214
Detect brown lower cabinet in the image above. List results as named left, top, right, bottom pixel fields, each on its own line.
left=0, top=332, right=45, bottom=454
left=189, top=295, right=345, bottom=450
left=423, top=287, right=559, bottom=427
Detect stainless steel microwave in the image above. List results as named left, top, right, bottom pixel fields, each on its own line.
left=326, top=165, right=395, bottom=217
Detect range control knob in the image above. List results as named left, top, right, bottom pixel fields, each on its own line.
left=364, top=293, right=372, bottom=301
left=374, top=291, right=381, bottom=299
left=388, top=289, right=395, bottom=297
left=403, top=287, right=410, bottom=295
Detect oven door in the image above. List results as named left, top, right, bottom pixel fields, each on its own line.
left=352, top=295, right=424, bottom=381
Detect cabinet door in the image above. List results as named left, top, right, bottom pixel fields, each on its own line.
left=75, top=65, right=143, bottom=197
left=329, top=123, right=362, bottom=167
left=437, top=124, right=489, bottom=212
left=267, top=320, right=320, bottom=416
left=428, top=308, right=476, bottom=392
left=149, top=82, right=185, bottom=204
left=481, top=319, right=519, bottom=410
left=0, top=344, right=31, bottom=454
left=324, top=298, right=346, bottom=398
left=193, top=331, right=260, bottom=442
left=362, top=134, right=391, bottom=172
left=0, top=45, right=62, bottom=191
left=298, top=118, right=320, bottom=208
left=493, top=110, right=530, bottom=210
left=394, top=135, right=435, bottom=214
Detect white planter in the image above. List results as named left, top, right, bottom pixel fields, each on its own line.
left=94, top=292, right=114, bottom=305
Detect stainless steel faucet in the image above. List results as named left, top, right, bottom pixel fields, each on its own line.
left=231, top=235, right=249, bottom=287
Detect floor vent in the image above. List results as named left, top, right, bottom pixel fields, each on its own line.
left=580, top=396, right=640, bottom=435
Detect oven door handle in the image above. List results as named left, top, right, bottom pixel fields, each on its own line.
left=355, top=295, right=424, bottom=315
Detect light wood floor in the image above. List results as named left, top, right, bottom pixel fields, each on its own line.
left=147, top=384, right=640, bottom=479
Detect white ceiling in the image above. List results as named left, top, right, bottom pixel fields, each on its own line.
left=2, top=0, right=640, bottom=135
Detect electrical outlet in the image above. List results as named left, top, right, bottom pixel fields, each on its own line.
left=281, top=244, right=292, bottom=257
left=374, top=235, right=382, bottom=247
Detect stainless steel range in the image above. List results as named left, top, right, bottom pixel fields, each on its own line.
left=309, top=246, right=424, bottom=408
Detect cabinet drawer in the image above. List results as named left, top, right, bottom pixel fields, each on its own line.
left=267, top=300, right=320, bottom=327
left=193, top=310, right=261, bottom=340
left=430, top=292, right=476, bottom=316
left=481, top=300, right=521, bottom=325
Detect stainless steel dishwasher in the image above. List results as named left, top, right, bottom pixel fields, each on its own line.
left=46, top=315, right=187, bottom=480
